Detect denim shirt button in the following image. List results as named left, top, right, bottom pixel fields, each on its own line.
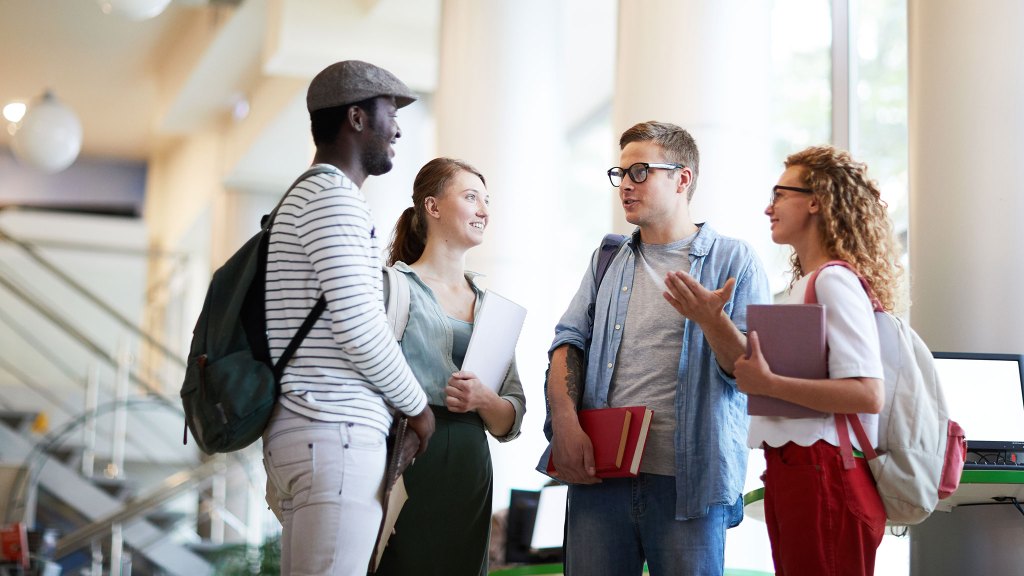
left=615, top=324, right=621, bottom=330
left=607, top=362, right=613, bottom=369
left=621, top=285, right=628, bottom=292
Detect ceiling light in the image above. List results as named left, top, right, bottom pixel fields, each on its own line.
left=3, top=102, right=26, bottom=123
left=97, top=0, right=173, bottom=20
left=231, top=93, right=250, bottom=121
left=11, top=91, right=83, bottom=174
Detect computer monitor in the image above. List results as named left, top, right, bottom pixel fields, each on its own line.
left=504, top=486, right=566, bottom=565
left=932, top=351, right=1024, bottom=451
left=503, top=489, right=540, bottom=564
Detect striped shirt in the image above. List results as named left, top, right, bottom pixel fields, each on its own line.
left=265, top=164, right=428, bottom=435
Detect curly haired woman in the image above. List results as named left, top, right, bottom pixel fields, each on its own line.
left=734, top=145, right=903, bottom=575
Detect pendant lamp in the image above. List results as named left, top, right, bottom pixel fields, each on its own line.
left=97, top=0, right=173, bottom=20
left=10, top=91, right=83, bottom=174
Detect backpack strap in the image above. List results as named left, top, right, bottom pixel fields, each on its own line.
left=382, top=266, right=411, bottom=342
left=804, top=259, right=882, bottom=469
left=581, top=233, right=627, bottom=399
left=273, top=297, right=327, bottom=382
left=267, top=166, right=338, bottom=381
left=804, top=259, right=883, bottom=312
left=596, top=233, right=627, bottom=288
left=586, top=233, right=628, bottom=327
left=261, top=165, right=339, bottom=230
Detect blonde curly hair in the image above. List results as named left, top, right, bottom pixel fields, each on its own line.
left=784, top=145, right=904, bottom=312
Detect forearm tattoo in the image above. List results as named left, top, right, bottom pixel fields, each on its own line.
left=564, top=347, right=585, bottom=407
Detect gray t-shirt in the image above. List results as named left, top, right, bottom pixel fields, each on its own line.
left=608, top=233, right=695, bottom=476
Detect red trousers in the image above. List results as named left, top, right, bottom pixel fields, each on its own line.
left=763, top=441, right=885, bottom=576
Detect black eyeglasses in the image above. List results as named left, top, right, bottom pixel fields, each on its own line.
left=768, top=184, right=814, bottom=207
left=607, top=162, right=684, bottom=187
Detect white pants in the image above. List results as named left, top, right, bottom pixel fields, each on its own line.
left=263, top=405, right=386, bottom=576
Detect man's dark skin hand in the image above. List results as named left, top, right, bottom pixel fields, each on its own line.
left=406, top=406, right=436, bottom=456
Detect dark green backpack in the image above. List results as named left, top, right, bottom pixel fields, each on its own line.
left=181, top=167, right=332, bottom=454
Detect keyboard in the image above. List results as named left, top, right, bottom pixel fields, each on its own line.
left=963, top=461, right=1024, bottom=471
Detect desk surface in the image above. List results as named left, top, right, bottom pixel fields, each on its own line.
left=936, top=469, right=1024, bottom=510
left=957, top=469, right=1024, bottom=484
left=743, top=469, right=1024, bottom=520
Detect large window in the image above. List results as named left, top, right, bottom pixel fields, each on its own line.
left=855, top=0, right=909, bottom=242
left=771, top=0, right=908, bottom=231
left=771, top=0, right=833, bottom=162
left=767, top=0, right=909, bottom=286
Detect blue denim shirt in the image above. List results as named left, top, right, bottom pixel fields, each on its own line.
left=549, top=224, right=770, bottom=521
left=393, top=261, right=526, bottom=442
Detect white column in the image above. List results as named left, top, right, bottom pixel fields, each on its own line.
left=908, top=0, right=1024, bottom=353
left=436, top=0, right=568, bottom=508
left=908, top=2, right=1024, bottom=574
left=613, top=0, right=775, bottom=262
left=437, top=0, right=566, bottom=285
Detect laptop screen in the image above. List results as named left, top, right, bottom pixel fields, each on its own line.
left=933, top=352, right=1024, bottom=451
left=530, top=484, right=568, bottom=550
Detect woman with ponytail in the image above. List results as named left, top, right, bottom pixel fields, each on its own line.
left=375, top=158, right=526, bottom=576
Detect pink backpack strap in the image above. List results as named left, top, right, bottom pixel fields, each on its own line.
left=834, top=414, right=880, bottom=470
left=834, top=414, right=858, bottom=470
left=803, top=260, right=884, bottom=313
left=806, top=260, right=883, bottom=469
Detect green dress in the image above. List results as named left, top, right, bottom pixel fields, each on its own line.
left=375, top=317, right=493, bottom=576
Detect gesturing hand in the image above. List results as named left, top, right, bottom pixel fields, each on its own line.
left=663, top=272, right=736, bottom=325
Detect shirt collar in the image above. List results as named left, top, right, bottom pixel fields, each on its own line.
left=625, top=222, right=717, bottom=256
left=392, top=261, right=485, bottom=291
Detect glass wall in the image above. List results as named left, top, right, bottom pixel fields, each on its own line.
left=771, top=0, right=833, bottom=162
left=855, top=0, right=909, bottom=265
left=734, top=1, right=911, bottom=574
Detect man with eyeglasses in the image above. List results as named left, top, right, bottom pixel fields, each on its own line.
left=545, top=121, right=770, bottom=575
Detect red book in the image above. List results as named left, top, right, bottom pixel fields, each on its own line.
left=581, top=408, right=631, bottom=471
left=547, top=406, right=653, bottom=478
left=745, top=304, right=828, bottom=418
left=1, top=522, right=29, bottom=568
left=600, top=406, right=653, bottom=477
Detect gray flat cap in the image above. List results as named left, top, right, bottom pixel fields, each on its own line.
left=307, top=60, right=417, bottom=112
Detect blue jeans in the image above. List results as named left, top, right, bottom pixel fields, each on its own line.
left=565, top=474, right=735, bottom=576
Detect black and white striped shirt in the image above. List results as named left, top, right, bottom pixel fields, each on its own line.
left=265, top=164, right=427, bottom=434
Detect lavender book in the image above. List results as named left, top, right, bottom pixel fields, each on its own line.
left=746, top=304, right=828, bottom=418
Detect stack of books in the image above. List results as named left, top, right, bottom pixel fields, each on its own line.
left=545, top=406, right=653, bottom=478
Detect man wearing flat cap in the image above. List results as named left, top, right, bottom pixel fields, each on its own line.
left=261, top=60, right=435, bottom=576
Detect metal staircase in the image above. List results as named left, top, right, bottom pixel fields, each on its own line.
left=0, top=208, right=267, bottom=575
left=0, top=422, right=213, bottom=575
